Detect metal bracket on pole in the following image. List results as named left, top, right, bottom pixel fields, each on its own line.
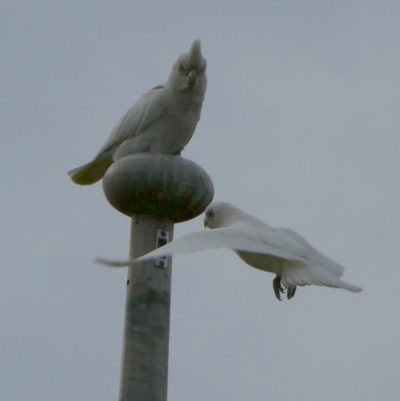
left=155, top=229, right=169, bottom=268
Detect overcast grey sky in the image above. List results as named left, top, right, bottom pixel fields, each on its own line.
left=1, top=1, right=400, bottom=400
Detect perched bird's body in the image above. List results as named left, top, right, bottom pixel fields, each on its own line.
left=97, top=202, right=362, bottom=301
left=68, top=40, right=207, bottom=185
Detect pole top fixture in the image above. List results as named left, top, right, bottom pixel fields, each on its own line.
left=102, top=153, right=214, bottom=222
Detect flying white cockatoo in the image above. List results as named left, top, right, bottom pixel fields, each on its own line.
left=68, top=40, right=207, bottom=185
left=97, top=202, right=362, bottom=301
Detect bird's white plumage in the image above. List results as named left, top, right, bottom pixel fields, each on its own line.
left=68, top=40, right=207, bottom=185
left=97, top=87, right=166, bottom=157
left=97, top=202, right=362, bottom=296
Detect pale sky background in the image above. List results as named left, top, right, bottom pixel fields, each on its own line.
left=1, top=1, right=400, bottom=400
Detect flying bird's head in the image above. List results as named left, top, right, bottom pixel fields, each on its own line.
left=204, top=202, right=242, bottom=229
left=169, top=40, right=207, bottom=93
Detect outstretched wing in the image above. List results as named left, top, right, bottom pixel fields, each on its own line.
left=96, top=227, right=304, bottom=267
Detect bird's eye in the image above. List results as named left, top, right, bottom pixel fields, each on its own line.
left=207, top=210, right=215, bottom=219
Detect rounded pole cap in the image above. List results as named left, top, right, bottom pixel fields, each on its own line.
left=102, top=154, right=214, bottom=223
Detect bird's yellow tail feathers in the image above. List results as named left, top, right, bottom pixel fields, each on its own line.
left=68, top=154, right=113, bottom=185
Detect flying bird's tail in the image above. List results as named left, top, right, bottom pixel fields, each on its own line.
left=334, top=279, right=362, bottom=293
left=68, top=153, right=113, bottom=185
left=281, top=256, right=362, bottom=293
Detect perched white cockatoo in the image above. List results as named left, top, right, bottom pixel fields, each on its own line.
left=97, top=202, right=362, bottom=301
left=68, top=40, right=207, bottom=185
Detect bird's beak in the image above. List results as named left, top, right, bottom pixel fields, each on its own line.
left=188, top=69, right=197, bottom=86
left=204, top=216, right=208, bottom=228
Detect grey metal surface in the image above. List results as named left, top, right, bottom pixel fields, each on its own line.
left=119, top=215, right=173, bottom=401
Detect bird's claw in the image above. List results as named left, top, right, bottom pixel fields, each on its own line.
left=273, top=276, right=285, bottom=301
left=287, top=286, right=296, bottom=300
left=273, top=276, right=297, bottom=301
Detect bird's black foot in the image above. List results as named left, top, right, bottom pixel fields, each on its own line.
left=273, top=276, right=297, bottom=301
left=273, top=276, right=286, bottom=301
left=287, top=286, right=296, bottom=300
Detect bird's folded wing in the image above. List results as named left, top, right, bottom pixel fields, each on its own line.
left=96, top=227, right=303, bottom=267
left=96, top=86, right=166, bottom=156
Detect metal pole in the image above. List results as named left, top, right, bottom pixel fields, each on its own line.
left=119, top=215, right=173, bottom=401
left=101, top=153, right=214, bottom=401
